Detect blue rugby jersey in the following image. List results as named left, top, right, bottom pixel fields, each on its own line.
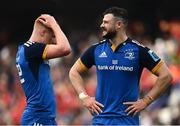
left=16, top=41, right=56, bottom=124
left=80, top=38, right=163, bottom=125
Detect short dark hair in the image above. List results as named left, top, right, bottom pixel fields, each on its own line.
left=103, top=7, right=128, bottom=26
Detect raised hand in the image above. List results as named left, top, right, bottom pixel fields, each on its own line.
left=37, top=14, right=59, bottom=29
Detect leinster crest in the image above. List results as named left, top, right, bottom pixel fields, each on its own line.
left=124, top=49, right=135, bottom=60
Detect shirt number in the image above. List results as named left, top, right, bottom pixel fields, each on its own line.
left=16, top=63, right=25, bottom=84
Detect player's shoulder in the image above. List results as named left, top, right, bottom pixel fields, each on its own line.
left=84, top=39, right=107, bottom=53
left=91, top=39, right=107, bottom=47
left=23, top=41, right=36, bottom=47
left=23, top=41, right=46, bottom=51
left=128, top=38, right=146, bottom=48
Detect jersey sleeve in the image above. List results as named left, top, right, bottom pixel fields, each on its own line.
left=139, top=46, right=163, bottom=73
left=24, top=41, right=47, bottom=60
left=80, top=45, right=96, bottom=69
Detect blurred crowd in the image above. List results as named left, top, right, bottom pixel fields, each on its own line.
left=0, top=19, right=180, bottom=125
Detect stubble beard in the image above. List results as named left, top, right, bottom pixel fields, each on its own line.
left=102, top=29, right=117, bottom=40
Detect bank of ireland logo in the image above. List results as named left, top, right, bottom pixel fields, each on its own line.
left=99, top=51, right=107, bottom=58
left=124, top=49, right=135, bottom=60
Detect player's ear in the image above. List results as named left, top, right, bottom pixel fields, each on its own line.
left=116, top=20, right=122, bottom=29
left=40, top=29, right=46, bottom=37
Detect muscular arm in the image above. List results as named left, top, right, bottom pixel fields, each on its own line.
left=45, top=24, right=71, bottom=58
left=38, top=14, right=71, bottom=59
left=69, top=59, right=104, bottom=115
left=143, top=62, right=172, bottom=105
left=69, top=59, right=88, bottom=95
left=124, top=62, right=172, bottom=116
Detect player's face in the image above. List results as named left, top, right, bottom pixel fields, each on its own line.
left=100, top=14, right=117, bottom=39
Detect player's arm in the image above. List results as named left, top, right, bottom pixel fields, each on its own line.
left=124, top=47, right=172, bottom=116
left=38, top=14, right=71, bottom=59
left=69, top=59, right=88, bottom=96
left=142, top=62, right=172, bottom=105
left=69, top=46, right=104, bottom=115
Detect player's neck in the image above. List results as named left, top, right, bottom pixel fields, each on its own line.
left=29, top=32, right=43, bottom=43
left=110, top=32, right=128, bottom=46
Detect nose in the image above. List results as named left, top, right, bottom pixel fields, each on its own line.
left=100, top=22, right=104, bottom=28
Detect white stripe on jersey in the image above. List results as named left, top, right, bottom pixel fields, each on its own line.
left=24, top=43, right=30, bottom=47
left=132, top=40, right=145, bottom=48
left=27, top=41, right=33, bottom=45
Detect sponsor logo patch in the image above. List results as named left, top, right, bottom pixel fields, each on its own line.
left=148, top=50, right=160, bottom=62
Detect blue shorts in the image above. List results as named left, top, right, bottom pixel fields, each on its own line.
left=21, top=116, right=57, bottom=125
left=92, top=115, right=139, bottom=125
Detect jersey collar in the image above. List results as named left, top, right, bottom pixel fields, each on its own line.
left=108, top=38, right=131, bottom=52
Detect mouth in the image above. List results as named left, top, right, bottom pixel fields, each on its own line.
left=102, top=29, right=107, bottom=35
left=101, top=27, right=106, bottom=31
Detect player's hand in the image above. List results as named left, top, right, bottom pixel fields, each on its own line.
left=37, top=14, right=59, bottom=29
left=123, top=99, right=147, bottom=116
left=81, top=97, right=104, bottom=115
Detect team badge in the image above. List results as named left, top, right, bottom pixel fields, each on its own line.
left=124, top=49, right=135, bottom=60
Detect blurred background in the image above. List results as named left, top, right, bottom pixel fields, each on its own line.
left=0, top=0, right=180, bottom=125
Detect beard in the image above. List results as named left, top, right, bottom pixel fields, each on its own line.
left=102, top=29, right=117, bottom=40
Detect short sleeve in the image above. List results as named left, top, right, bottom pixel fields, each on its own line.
left=139, top=46, right=163, bottom=73
left=80, top=45, right=96, bottom=69
left=24, top=41, right=46, bottom=60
